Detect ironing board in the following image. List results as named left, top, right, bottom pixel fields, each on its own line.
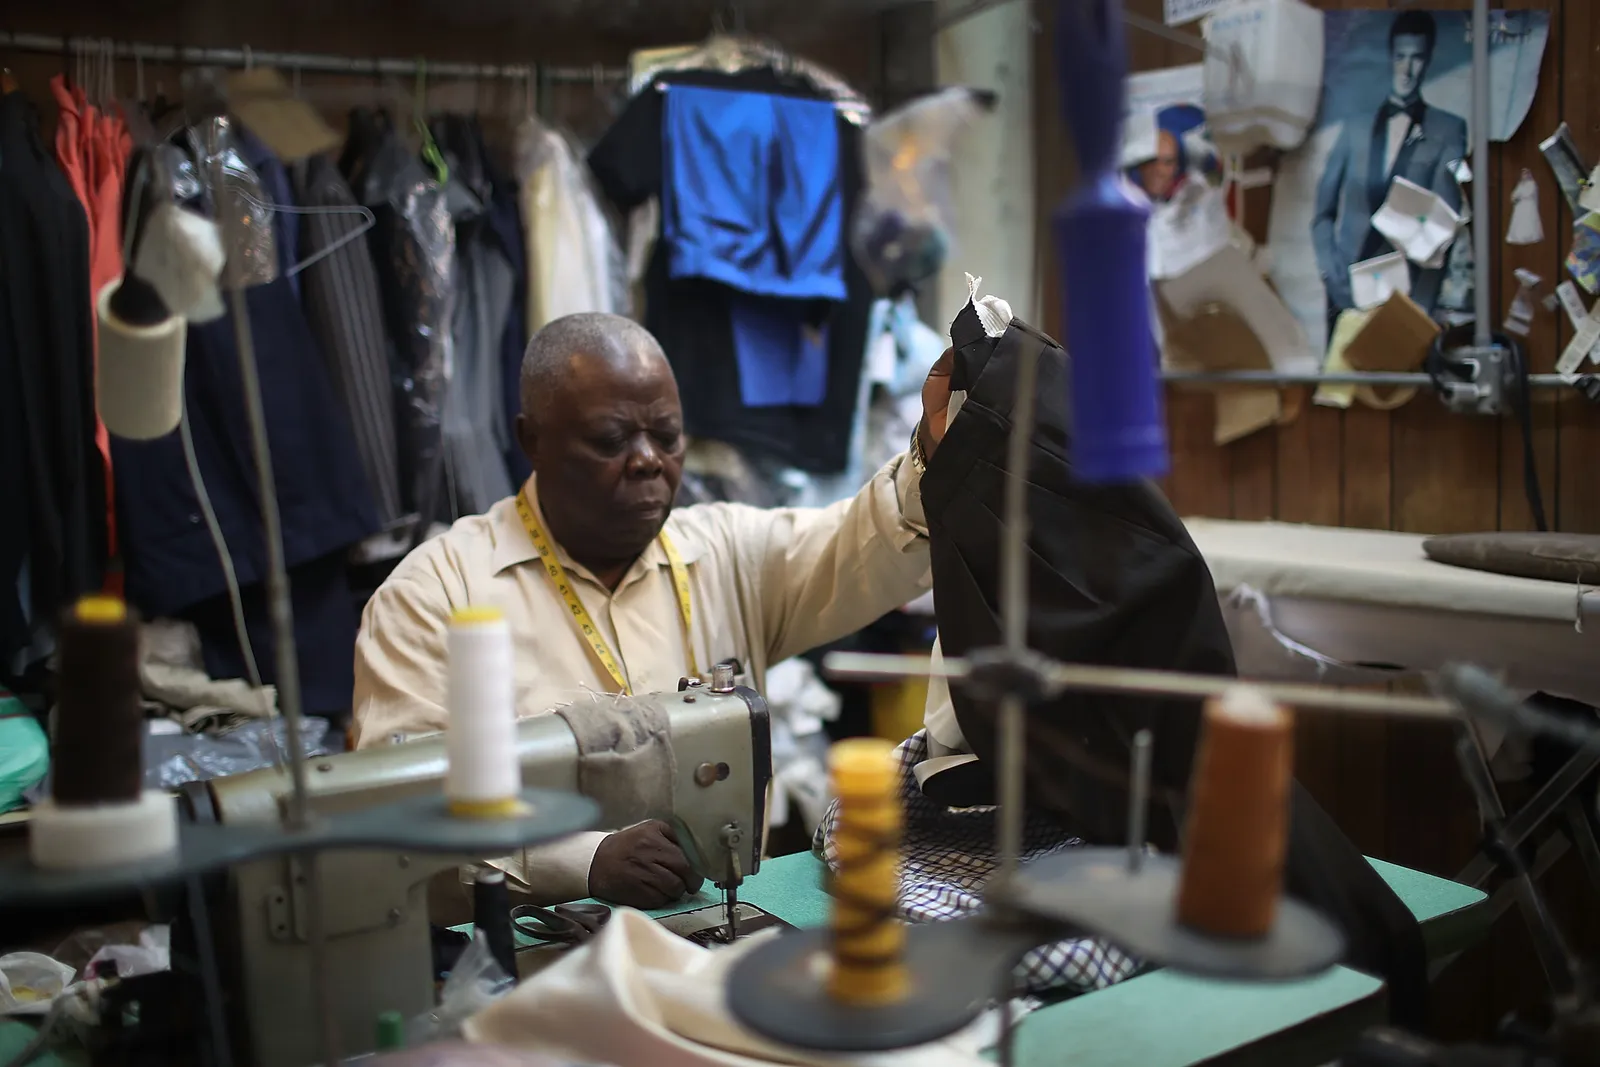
left=1183, top=519, right=1599, bottom=705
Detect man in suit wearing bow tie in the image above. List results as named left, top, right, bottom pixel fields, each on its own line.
left=1312, top=10, right=1468, bottom=336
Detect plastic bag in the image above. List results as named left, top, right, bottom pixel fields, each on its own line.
left=406, top=932, right=515, bottom=1045
left=0, top=953, right=76, bottom=1015
left=148, top=717, right=331, bottom=789
left=851, top=87, right=994, bottom=297
left=0, top=693, right=48, bottom=813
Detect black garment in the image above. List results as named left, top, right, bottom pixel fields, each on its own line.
left=0, top=90, right=107, bottom=670
left=588, top=70, right=871, bottom=475
left=341, top=109, right=454, bottom=525
left=922, top=303, right=1429, bottom=1027
left=292, top=155, right=404, bottom=529
left=112, top=135, right=378, bottom=716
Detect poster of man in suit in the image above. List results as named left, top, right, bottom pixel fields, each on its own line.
left=1265, top=8, right=1550, bottom=355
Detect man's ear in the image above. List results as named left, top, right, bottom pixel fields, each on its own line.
left=515, top=413, right=538, bottom=468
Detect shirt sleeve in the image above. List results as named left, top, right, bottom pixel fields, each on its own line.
left=350, top=573, right=453, bottom=747
left=735, top=451, right=931, bottom=667
left=587, top=84, right=664, bottom=211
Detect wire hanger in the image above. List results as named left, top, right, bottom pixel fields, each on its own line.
left=232, top=188, right=378, bottom=279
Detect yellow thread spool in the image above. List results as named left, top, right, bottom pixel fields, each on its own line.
left=827, top=738, right=907, bottom=1006
left=75, top=595, right=128, bottom=624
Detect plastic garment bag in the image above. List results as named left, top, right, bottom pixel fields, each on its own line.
left=341, top=109, right=455, bottom=527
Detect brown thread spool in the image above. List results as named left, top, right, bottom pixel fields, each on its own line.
left=53, top=596, right=145, bottom=806
left=1175, top=686, right=1294, bottom=939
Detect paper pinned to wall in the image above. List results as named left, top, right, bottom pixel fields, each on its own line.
left=1567, top=212, right=1600, bottom=294
left=1505, top=169, right=1544, bottom=245
left=1165, top=0, right=1229, bottom=27
left=1148, top=179, right=1235, bottom=280
left=1348, top=251, right=1411, bottom=310
left=1579, top=164, right=1600, bottom=214
left=1159, top=243, right=1319, bottom=373
left=1371, top=176, right=1463, bottom=269
left=1121, top=106, right=1162, bottom=169
left=1557, top=301, right=1600, bottom=380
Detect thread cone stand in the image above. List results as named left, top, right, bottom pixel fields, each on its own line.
left=0, top=788, right=599, bottom=907
left=725, top=917, right=1047, bottom=1052
left=1007, top=850, right=1343, bottom=980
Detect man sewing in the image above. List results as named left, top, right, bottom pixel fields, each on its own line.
left=351, top=312, right=949, bottom=909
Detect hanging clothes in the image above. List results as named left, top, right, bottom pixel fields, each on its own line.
left=341, top=108, right=455, bottom=529
left=662, top=84, right=845, bottom=409
left=517, top=114, right=624, bottom=337
left=50, top=74, right=127, bottom=575
left=485, top=140, right=533, bottom=489
left=111, top=121, right=378, bottom=716
left=921, top=299, right=1429, bottom=1028
left=0, top=89, right=108, bottom=673
left=432, top=114, right=515, bottom=518
left=291, top=155, right=405, bottom=529
left=588, top=68, right=873, bottom=475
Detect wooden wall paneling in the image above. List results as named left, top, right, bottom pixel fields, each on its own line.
left=1557, top=0, right=1600, bottom=534
left=1498, top=0, right=1562, bottom=535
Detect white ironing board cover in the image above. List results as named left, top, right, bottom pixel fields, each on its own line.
left=1183, top=519, right=1592, bottom=624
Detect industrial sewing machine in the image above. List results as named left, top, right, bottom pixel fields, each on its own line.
left=177, top=679, right=770, bottom=1067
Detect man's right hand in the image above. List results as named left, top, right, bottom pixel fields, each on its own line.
left=588, top=820, right=704, bottom=909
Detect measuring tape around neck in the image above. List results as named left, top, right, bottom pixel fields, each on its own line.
left=515, top=489, right=697, bottom=694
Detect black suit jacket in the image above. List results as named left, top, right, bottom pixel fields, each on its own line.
left=921, top=302, right=1428, bottom=1025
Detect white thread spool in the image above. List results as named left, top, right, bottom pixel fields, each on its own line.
left=445, top=607, right=523, bottom=817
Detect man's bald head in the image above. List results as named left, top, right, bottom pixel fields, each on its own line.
left=520, top=312, right=669, bottom=427
left=514, top=313, right=686, bottom=588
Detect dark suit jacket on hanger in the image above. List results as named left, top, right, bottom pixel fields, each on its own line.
left=921, top=302, right=1429, bottom=1026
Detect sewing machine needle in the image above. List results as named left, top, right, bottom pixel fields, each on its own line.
left=725, top=884, right=740, bottom=943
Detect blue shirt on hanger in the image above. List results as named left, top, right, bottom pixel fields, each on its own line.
left=662, top=84, right=845, bottom=408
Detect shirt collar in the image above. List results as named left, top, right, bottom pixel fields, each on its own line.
left=489, top=479, right=703, bottom=582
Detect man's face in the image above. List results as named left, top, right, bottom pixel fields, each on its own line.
left=520, top=345, right=685, bottom=567
left=1139, top=130, right=1180, bottom=201
left=1391, top=33, right=1430, bottom=99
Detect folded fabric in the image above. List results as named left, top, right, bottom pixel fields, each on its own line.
left=814, top=730, right=1140, bottom=995
left=465, top=909, right=993, bottom=1067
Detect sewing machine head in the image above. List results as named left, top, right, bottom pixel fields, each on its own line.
left=178, top=682, right=770, bottom=1067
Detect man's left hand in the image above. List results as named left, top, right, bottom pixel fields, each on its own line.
left=919, top=347, right=956, bottom=461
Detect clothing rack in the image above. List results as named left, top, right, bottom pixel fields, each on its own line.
left=0, top=32, right=629, bottom=84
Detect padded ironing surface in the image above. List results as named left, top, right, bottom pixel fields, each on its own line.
left=1185, top=520, right=1597, bottom=624
left=1182, top=519, right=1600, bottom=707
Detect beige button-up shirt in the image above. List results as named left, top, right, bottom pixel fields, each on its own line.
left=351, top=453, right=931, bottom=901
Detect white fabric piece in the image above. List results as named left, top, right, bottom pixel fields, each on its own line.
left=1185, top=518, right=1599, bottom=624
left=1506, top=169, right=1545, bottom=246
left=465, top=910, right=994, bottom=1067
left=132, top=202, right=226, bottom=323
left=963, top=273, right=1013, bottom=337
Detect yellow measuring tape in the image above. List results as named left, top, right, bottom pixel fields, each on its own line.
left=515, top=489, right=697, bottom=694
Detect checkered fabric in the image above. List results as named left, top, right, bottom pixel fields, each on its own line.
left=813, top=730, right=1142, bottom=995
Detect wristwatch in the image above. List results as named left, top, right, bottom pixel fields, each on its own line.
left=908, top=421, right=929, bottom=474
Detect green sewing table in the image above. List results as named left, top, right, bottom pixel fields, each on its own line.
left=0, top=853, right=1487, bottom=1067
left=568, top=850, right=1489, bottom=1067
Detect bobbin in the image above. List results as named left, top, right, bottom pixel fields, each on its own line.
left=30, top=596, right=179, bottom=872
